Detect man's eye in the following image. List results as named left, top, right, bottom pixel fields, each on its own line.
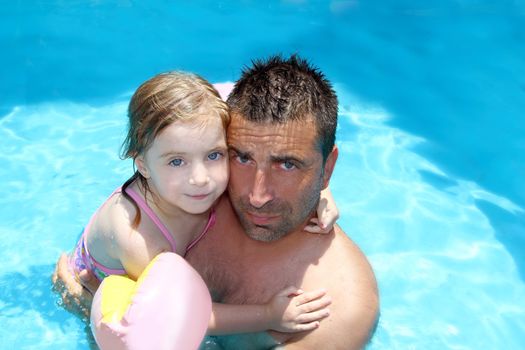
left=281, top=161, right=296, bottom=170
left=236, top=154, right=250, bottom=164
left=169, top=158, right=184, bottom=167
left=208, top=151, right=222, bottom=161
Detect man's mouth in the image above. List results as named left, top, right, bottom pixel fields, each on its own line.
left=246, top=212, right=280, bottom=225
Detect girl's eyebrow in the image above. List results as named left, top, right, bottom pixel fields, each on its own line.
left=161, top=144, right=228, bottom=159
left=160, top=151, right=185, bottom=159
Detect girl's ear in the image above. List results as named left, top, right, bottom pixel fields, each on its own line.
left=135, top=156, right=150, bottom=179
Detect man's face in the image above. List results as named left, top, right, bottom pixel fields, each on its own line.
left=227, top=114, right=328, bottom=242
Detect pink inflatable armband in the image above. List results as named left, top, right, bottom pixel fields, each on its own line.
left=90, top=252, right=212, bottom=350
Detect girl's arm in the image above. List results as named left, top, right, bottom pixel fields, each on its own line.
left=304, top=186, right=339, bottom=234
left=207, top=287, right=331, bottom=335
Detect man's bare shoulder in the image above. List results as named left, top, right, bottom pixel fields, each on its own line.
left=284, top=226, right=379, bottom=349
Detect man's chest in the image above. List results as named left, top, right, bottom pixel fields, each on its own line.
left=188, top=240, right=301, bottom=305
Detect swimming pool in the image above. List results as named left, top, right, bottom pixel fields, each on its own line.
left=1, top=1, right=524, bottom=349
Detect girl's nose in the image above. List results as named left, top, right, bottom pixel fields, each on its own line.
left=189, top=163, right=210, bottom=187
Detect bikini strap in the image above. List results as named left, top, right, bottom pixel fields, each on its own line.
left=124, top=186, right=177, bottom=252
left=185, top=208, right=216, bottom=255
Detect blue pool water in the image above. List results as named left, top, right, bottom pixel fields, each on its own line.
left=1, top=1, right=524, bottom=349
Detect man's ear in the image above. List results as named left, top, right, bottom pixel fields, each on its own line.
left=322, top=145, right=338, bottom=189
left=134, top=156, right=150, bottom=179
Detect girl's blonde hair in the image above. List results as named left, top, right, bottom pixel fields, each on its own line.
left=120, top=71, right=230, bottom=227
left=122, top=71, right=229, bottom=159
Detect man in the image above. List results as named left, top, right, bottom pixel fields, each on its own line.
left=186, top=55, right=378, bottom=349
left=54, top=55, right=378, bottom=349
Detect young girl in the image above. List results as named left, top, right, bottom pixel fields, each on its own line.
left=67, top=71, right=337, bottom=335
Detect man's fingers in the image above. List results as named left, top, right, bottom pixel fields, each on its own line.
left=52, top=253, right=93, bottom=319
left=56, top=254, right=70, bottom=279
left=78, top=269, right=99, bottom=295
left=54, top=254, right=80, bottom=293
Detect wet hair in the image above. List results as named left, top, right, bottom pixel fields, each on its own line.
left=120, top=71, right=230, bottom=227
left=226, top=54, right=338, bottom=161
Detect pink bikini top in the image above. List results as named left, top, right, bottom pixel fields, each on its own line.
left=82, top=186, right=216, bottom=278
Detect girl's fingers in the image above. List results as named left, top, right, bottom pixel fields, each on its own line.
left=309, top=217, right=320, bottom=225
left=320, top=210, right=339, bottom=227
left=293, top=289, right=329, bottom=306
left=278, top=285, right=304, bottom=298
left=296, top=295, right=332, bottom=313
left=295, top=308, right=331, bottom=324
left=304, top=219, right=331, bottom=234
left=291, top=321, right=321, bottom=332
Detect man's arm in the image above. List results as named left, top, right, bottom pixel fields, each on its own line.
left=275, top=228, right=379, bottom=349
left=51, top=253, right=100, bottom=318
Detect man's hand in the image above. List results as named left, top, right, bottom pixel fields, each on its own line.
left=51, top=253, right=99, bottom=318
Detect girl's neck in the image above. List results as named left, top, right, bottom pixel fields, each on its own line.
left=131, top=179, right=210, bottom=235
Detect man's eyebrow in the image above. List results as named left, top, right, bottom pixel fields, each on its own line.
left=229, top=146, right=306, bottom=166
left=228, top=146, right=252, bottom=157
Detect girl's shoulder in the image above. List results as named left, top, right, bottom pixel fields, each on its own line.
left=95, top=190, right=136, bottom=226
left=88, top=191, right=137, bottom=249
left=82, top=191, right=134, bottom=268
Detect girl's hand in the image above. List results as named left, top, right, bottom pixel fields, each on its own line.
left=265, top=286, right=331, bottom=333
left=304, top=187, right=339, bottom=234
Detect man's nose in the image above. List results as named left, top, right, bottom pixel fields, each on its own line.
left=249, top=169, right=273, bottom=208
left=189, top=163, right=210, bottom=187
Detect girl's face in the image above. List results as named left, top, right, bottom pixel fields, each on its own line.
left=136, top=115, right=229, bottom=215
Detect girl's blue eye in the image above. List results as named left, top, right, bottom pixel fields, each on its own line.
left=170, top=158, right=184, bottom=167
left=208, top=151, right=222, bottom=161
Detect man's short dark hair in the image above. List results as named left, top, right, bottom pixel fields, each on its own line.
left=227, top=54, right=338, bottom=161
